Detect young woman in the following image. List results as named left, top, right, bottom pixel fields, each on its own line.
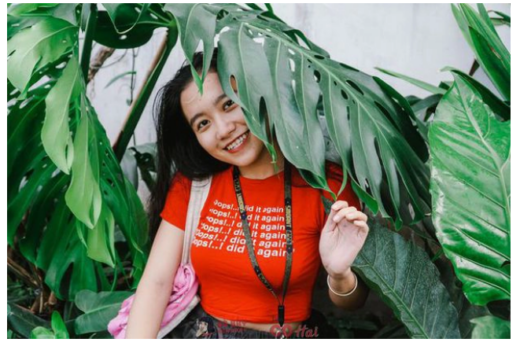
left=125, top=50, right=370, bottom=339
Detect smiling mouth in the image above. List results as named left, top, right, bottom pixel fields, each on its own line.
left=224, top=130, right=250, bottom=151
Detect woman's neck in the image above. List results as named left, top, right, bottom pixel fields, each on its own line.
left=238, top=141, right=285, bottom=180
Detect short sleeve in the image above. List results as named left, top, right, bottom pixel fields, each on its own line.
left=160, top=171, right=192, bottom=231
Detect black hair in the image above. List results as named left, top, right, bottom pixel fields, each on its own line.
left=147, top=49, right=230, bottom=239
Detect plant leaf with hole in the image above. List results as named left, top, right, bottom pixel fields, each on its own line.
left=7, top=17, right=77, bottom=96
left=165, top=3, right=431, bottom=228
left=9, top=73, right=148, bottom=298
left=42, top=56, right=82, bottom=175
left=165, top=3, right=219, bottom=93
left=94, top=4, right=168, bottom=49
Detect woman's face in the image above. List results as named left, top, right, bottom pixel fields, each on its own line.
left=180, top=71, right=269, bottom=168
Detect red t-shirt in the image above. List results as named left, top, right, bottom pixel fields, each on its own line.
left=160, top=162, right=361, bottom=323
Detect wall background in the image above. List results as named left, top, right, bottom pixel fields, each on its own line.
left=85, top=3, right=511, bottom=202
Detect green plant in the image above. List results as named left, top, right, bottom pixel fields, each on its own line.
left=30, top=311, right=70, bottom=339
left=377, top=4, right=510, bottom=338
left=7, top=3, right=509, bottom=339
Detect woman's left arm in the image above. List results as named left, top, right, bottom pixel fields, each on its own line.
left=319, top=200, right=370, bottom=310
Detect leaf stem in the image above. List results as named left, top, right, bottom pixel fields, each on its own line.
left=80, top=4, right=98, bottom=84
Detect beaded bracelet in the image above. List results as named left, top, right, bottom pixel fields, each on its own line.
left=327, top=272, right=358, bottom=296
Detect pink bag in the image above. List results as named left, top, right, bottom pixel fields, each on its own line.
left=108, top=177, right=212, bottom=339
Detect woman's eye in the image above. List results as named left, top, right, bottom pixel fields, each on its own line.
left=223, top=99, right=235, bottom=110
left=197, top=120, right=209, bottom=130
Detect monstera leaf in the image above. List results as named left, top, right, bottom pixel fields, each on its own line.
left=8, top=6, right=149, bottom=297
left=353, top=219, right=460, bottom=338
left=94, top=4, right=169, bottom=49
left=429, top=76, right=510, bottom=305
left=164, top=3, right=431, bottom=229
left=7, top=16, right=78, bottom=96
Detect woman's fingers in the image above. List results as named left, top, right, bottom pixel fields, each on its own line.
left=353, top=220, right=369, bottom=232
left=332, top=208, right=366, bottom=223
left=346, top=210, right=368, bottom=222
left=325, top=200, right=369, bottom=234
left=331, top=200, right=349, bottom=211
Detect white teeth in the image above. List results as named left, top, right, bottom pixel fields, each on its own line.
left=226, top=132, right=248, bottom=150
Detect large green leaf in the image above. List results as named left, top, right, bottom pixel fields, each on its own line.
left=38, top=196, right=100, bottom=300
left=488, top=10, right=510, bottom=27
left=353, top=219, right=460, bottom=338
left=434, top=253, right=490, bottom=339
left=94, top=4, right=168, bottom=49
left=375, top=67, right=447, bottom=95
left=30, top=311, right=70, bottom=339
left=73, top=290, right=133, bottom=335
left=9, top=70, right=147, bottom=298
left=86, top=203, right=116, bottom=268
left=7, top=81, right=57, bottom=244
left=65, top=94, right=102, bottom=229
left=8, top=2, right=151, bottom=304
left=7, top=3, right=80, bottom=27
left=165, top=3, right=218, bottom=93
left=41, top=56, right=82, bottom=175
left=7, top=157, right=56, bottom=246
left=7, top=14, right=41, bottom=40
left=8, top=303, right=51, bottom=339
left=441, top=67, right=510, bottom=121
left=164, top=3, right=431, bottom=228
left=90, top=105, right=149, bottom=281
left=411, top=94, right=443, bottom=123
left=7, top=17, right=78, bottom=96
left=18, top=170, right=117, bottom=301
left=429, top=76, right=510, bottom=305
left=25, top=116, right=146, bottom=296
left=452, top=4, right=510, bottom=101
left=19, top=174, right=69, bottom=263
left=470, top=316, right=510, bottom=339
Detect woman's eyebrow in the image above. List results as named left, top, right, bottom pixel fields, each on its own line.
left=188, top=93, right=229, bottom=127
left=213, top=93, right=228, bottom=106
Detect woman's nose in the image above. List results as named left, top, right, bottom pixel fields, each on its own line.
left=215, top=115, right=236, bottom=140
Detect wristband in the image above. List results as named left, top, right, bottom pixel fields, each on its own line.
left=327, top=272, right=358, bottom=296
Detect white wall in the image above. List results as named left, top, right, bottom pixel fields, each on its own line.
left=85, top=3, right=511, bottom=200
left=270, top=3, right=510, bottom=97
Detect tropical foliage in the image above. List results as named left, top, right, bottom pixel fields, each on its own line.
left=7, top=3, right=509, bottom=339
